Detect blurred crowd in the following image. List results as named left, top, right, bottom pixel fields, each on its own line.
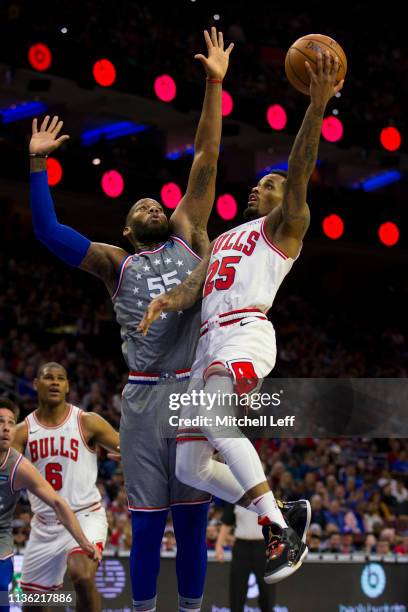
left=1, top=250, right=407, bottom=556
left=0, top=1, right=406, bottom=144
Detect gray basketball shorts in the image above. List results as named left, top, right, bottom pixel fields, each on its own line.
left=120, top=380, right=211, bottom=511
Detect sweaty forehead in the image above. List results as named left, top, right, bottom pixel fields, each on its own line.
left=259, top=173, right=286, bottom=186
left=0, top=408, right=16, bottom=421
left=41, top=367, right=67, bottom=378
left=133, top=198, right=162, bottom=212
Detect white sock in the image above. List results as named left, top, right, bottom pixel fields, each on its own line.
left=176, top=439, right=246, bottom=503
left=252, top=491, right=287, bottom=528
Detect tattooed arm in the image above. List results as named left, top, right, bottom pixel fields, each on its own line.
left=170, top=28, right=233, bottom=257
left=137, top=245, right=213, bottom=336
left=266, top=50, right=344, bottom=258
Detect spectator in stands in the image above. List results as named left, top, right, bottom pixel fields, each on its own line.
left=363, top=534, right=377, bottom=554
left=324, top=500, right=346, bottom=533
left=394, top=533, right=408, bottom=555
left=324, top=531, right=341, bottom=553
left=376, top=539, right=392, bottom=556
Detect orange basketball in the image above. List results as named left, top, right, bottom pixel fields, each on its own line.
left=285, top=34, right=347, bottom=95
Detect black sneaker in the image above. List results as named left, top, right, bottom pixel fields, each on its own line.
left=259, top=519, right=308, bottom=584
left=278, top=499, right=311, bottom=544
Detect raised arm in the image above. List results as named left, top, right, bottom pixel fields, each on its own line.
left=267, top=51, right=344, bottom=257
left=80, top=411, right=120, bottom=454
left=29, top=116, right=127, bottom=293
left=170, top=28, right=234, bottom=255
left=137, top=244, right=213, bottom=336
left=13, top=457, right=101, bottom=561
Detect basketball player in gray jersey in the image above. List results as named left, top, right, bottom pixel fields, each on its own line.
left=29, top=28, right=233, bottom=612
left=0, top=398, right=100, bottom=612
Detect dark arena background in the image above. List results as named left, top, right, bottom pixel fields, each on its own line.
left=0, top=1, right=407, bottom=611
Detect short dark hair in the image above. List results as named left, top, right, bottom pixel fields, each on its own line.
left=36, top=362, right=67, bottom=378
left=268, top=169, right=288, bottom=179
left=0, top=397, right=20, bottom=421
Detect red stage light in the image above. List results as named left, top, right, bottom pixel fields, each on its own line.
left=101, top=170, right=124, bottom=198
left=46, top=158, right=62, bottom=186
left=28, top=43, right=52, bottom=72
left=222, top=91, right=233, bottom=117
left=322, top=214, right=344, bottom=239
left=322, top=117, right=343, bottom=142
left=154, top=75, right=177, bottom=102
left=161, top=182, right=182, bottom=208
left=216, top=194, right=237, bottom=220
left=266, top=104, right=287, bottom=130
left=378, top=222, right=399, bottom=246
left=93, top=59, right=116, bottom=87
left=380, top=127, right=401, bottom=152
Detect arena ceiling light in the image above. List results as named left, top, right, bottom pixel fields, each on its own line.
left=222, top=91, right=233, bottom=117
left=0, top=101, right=48, bottom=124
left=321, top=116, right=344, bottom=142
left=380, top=127, right=402, bottom=152
left=161, top=182, right=182, bottom=208
left=216, top=194, right=237, bottom=220
left=322, top=214, right=344, bottom=240
left=166, top=145, right=194, bottom=160
left=81, top=122, right=148, bottom=146
left=378, top=222, right=399, bottom=247
left=28, top=43, right=52, bottom=71
left=266, top=104, right=287, bottom=130
left=101, top=170, right=124, bottom=198
left=154, top=75, right=177, bottom=102
left=46, top=158, right=63, bottom=186
left=93, top=59, right=117, bottom=87
left=358, top=170, right=403, bottom=192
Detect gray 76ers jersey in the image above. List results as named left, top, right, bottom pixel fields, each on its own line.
left=112, top=235, right=202, bottom=372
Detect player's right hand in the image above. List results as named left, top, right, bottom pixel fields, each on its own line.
left=137, top=295, right=171, bottom=336
left=305, top=50, right=344, bottom=113
left=30, top=115, right=70, bottom=155
left=215, top=544, right=225, bottom=562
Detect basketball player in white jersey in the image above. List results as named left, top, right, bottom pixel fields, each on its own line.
left=12, top=362, right=120, bottom=612
left=1, top=398, right=100, bottom=612
left=138, top=50, right=344, bottom=584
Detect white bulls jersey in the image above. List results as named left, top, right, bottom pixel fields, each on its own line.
left=24, top=404, right=101, bottom=520
left=202, top=216, right=297, bottom=321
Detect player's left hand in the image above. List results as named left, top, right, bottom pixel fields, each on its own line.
left=107, top=447, right=121, bottom=462
left=195, top=27, right=234, bottom=81
left=137, top=295, right=171, bottom=336
left=82, top=541, right=102, bottom=563
left=305, top=50, right=344, bottom=113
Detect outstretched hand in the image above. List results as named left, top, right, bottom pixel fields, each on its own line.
left=137, top=295, right=171, bottom=336
left=305, top=50, right=344, bottom=112
left=195, top=26, right=234, bottom=81
left=30, top=115, right=70, bottom=156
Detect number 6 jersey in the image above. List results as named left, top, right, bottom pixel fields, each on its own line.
left=202, top=216, right=297, bottom=321
left=24, top=405, right=101, bottom=521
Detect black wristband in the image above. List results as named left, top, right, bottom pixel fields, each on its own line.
left=29, top=153, right=49, bottom=159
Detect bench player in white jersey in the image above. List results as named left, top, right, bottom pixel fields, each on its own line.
left=139, top=50, right=344, bottom=584
left=0, top=398, right=100, bottom=612
left=13, top=362, right=120, bottom=612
